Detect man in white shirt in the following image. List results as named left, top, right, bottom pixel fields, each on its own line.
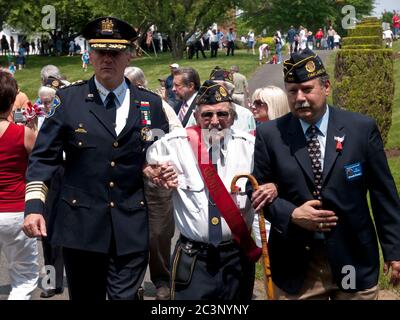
left=147, top=80, right=277, bottom=300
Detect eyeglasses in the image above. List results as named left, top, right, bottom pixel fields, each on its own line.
left=200, top=111, right=230, bottom=119
left=252, top=100, right=266, bottom=108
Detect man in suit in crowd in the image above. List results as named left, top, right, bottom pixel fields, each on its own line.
left=22, top=16, right=170, bottom=300
left=251, top=48, right=400, bottom=299
left=172, top=67, right=200, bottom=127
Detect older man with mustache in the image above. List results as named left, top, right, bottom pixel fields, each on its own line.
left=251, top=48, right=400, bottom=299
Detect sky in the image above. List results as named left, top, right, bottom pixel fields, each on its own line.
left=373, top=0, right=399, bottom=15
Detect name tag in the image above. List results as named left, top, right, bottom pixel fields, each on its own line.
left=344, top=162, right=363, bottom=181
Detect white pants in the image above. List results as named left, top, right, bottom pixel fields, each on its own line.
left=0, top=212, right=39, bottom=300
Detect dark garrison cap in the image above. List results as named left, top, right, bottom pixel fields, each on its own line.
left=196, top=80, right=233, bottom=105
left=82, top=17, right=137, bottom=51
left=283, top=48, right=327, bottom=83
left=209, top=67, right=234, bottom=83
left=44, top=77, right=62, bottom=91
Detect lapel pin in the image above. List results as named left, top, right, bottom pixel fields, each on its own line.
left=334, top=135, right=345, bottom=152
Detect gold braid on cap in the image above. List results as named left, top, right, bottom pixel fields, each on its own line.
left=283, top=54, right=317, bottom=79
left=196, top=83, right=223, bottom=103
left=88, top=39, right=130, bottom=44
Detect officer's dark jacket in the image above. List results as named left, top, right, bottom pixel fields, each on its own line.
left=25, top=77, right=169, bottom=255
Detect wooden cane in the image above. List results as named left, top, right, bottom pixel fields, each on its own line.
left=230, top=174, right=274, bottom=300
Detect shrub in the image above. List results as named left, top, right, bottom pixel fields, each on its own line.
left=342, top=36, right=382, bottom=47
left=333, top=49, right=394, bottom=145
left=256, top=37, right=275, bottom=51
left=347, top=25, right=382, bottom=38
left=341, top=45, right=381, bottom=49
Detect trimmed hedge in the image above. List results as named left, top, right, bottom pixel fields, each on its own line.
left=347, top=25, right=381, bottom=38
left=360, top=17, right=380, bottom=24
left=342, top=36, right=382, bottom=47
left=333, top=49, right=394, bottom=145
left=341, top=45, right=381, bottom=49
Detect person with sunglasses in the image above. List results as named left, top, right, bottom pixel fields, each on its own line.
left=146, top=80, right=277, bottom=300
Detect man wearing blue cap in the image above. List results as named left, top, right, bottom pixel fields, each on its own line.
left=22, top=17, right=170, bottom=300
left=251, top=48, right=400, bottom=299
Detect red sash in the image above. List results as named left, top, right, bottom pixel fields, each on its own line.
left=186, top=125, right=261, bottom=263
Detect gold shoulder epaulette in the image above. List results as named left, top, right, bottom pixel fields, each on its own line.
left=137, top=85, right=159, bottom=97
left=60, top=80, right=86, bottom=89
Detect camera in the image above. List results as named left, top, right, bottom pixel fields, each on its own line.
left=13, top=108, right=27, bottom=124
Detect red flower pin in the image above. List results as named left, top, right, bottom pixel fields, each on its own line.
left=334, top=136, right=345, bottom=152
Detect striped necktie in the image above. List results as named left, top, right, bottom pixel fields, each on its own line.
left=178, top=101, right=188, bottom=122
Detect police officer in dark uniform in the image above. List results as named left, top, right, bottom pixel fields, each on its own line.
left=22, top=17, right=170, bottom=300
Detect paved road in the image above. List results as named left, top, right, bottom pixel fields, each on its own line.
left=248, top=50, right=333, bottom=95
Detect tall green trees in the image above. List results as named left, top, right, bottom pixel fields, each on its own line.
left=238, top=0, right=374, bottom=35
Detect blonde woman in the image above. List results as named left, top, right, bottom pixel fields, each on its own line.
left=250, top=86, right=290, bottom=246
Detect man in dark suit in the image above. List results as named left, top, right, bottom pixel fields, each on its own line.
left=251, top=48, right=400, bottom=299
left=22, top=17, right=170, bottom=300
left=172, top=67, right=200, bottom=127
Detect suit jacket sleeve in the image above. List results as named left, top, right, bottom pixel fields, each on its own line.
left=25, top=92, right=66, bottom=215
left=253, top=125, right=296, bottom=238
left=366, top=120, right=400, bottom=261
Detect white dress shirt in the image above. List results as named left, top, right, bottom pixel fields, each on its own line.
left=147, top=128, right=255, bottom=243
left=94, top=77, right=130, bottom=136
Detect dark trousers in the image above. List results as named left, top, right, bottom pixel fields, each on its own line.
left=42, top=238, right=64, bottom=290
left=43, top=166, right=64, bottom=291
left=226, top=41, right=235, bottom=56
left=63, top=245, right=148, bottom=300
left=144, top=180, right=175, bottom=288
left=171, top=237, right=255, bottom=300
left=210, top=42, right=219, bottom=57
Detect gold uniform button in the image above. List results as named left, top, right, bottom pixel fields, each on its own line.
left=79, top=123, right=83, bottom=128
left=72, top=199, right=77, bottom=205
left=110, top=161, right=116, bottom=167
left=113, top=141, right=119, bottom=148
left=140, top=201, right=144, bottom=205
left=110, top=202, right=115, bottom=208
left=211, top=217, right=219, bottom=225
left=109, top=182, right=115, bottom=187
left=78, top=141, right=83, bottom=147
left=305, top=246, right=311, bottom=251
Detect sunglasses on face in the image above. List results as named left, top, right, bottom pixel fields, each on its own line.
left=200, top=111, right=230, bottom=119
left=252, top=100, right=266, bottom=108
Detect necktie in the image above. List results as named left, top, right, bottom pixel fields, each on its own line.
left=208, top=146, right=222, bottom=247
left=306, top=125, right=324, bottom=239
left=178, top=101, right=188, bottom=122
left=106, top=92, right=117, bottom=126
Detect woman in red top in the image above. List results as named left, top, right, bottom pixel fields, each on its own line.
left=0, top=70, right=38, bottom=300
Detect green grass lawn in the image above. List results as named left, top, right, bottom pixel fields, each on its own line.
left=1, top=49, right=260, bottom=101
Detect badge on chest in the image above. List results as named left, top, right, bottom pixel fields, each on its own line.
left=344, top=162, right=363, bottom=181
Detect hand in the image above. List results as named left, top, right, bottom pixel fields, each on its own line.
left=157, top=163, right=178, bottom=189
left=143, top=163, right=178, bottom=189
left=384, top=260, right=400, bottom=287
left=291, top=200, right=338, bottom=232
left=251, top=183, right=278, bottom=212
left=22, top=213, right=47, bottom=238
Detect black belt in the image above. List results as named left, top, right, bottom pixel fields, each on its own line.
left=180, top=235, right=236, bottom=251
left=234, top=92, right=244, bottom=94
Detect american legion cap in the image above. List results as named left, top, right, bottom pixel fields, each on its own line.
left=82, top=16, right=137, bottom=51
left=283, top=48, right=327, bottom=83
left=196, top=80, right=233, bottom=105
